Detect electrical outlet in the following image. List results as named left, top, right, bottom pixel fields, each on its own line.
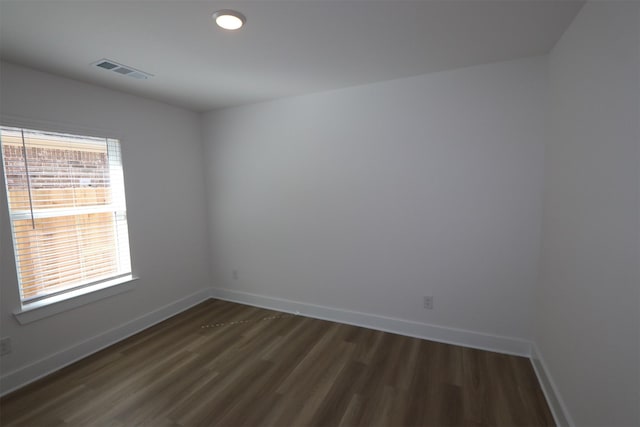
left=0, top=337, right=11, bottom=356
left=423, top=296, right=434, bottom=310
left=232, top=270, right=238, bottom=280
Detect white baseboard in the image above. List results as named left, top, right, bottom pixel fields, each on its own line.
left=2, top=284, right=565, bottom=426
left=530, top=343, right=574, bottom=427
left=209, top=287, right=532, bottom=357
left=0, top=288, right=211, bottom=396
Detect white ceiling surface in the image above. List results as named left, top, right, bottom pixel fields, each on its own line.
left=0, top=0, right=583, bottom=112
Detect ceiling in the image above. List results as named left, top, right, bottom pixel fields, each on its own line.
left=0, top=0, right=584, bottom=112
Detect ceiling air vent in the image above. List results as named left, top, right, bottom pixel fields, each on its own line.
left=92, top=59, right=153, bottom=80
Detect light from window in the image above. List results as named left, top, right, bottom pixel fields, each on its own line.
left=1, top=126, right=132, bottom=305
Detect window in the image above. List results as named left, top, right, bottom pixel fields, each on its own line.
left=1, top=125, right=132, bottom=306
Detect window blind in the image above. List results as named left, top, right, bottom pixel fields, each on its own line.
left=1, top=126, right=132, bottom=304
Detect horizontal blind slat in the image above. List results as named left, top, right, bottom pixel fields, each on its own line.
left=17, top=252, right=121, bottom=273
left=20, top=264, right=123, bottom=288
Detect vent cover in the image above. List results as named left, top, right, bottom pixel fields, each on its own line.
left=92, top=59, right=153, bottom=80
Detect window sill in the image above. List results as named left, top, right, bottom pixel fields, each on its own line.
left=13, top=276, right=138, bottom=325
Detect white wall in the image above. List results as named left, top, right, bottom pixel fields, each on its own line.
left=201, top=56, right=548, bottom=343
left=536, top=2, right=640, bottom=426
left=0, top=62, right=211, bottom=391
left=0, top=4, right=635, bottom=423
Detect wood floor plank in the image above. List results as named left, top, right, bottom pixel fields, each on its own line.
left=0, top=299, right=555, bottom=427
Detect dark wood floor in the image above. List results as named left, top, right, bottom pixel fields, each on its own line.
left=0, top=299, right=554, bottom=426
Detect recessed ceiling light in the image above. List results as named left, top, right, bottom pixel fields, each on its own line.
left=213, top=10, right=246, bottom=31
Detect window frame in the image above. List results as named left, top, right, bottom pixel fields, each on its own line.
left=0, top=116, right=137, bottom=324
